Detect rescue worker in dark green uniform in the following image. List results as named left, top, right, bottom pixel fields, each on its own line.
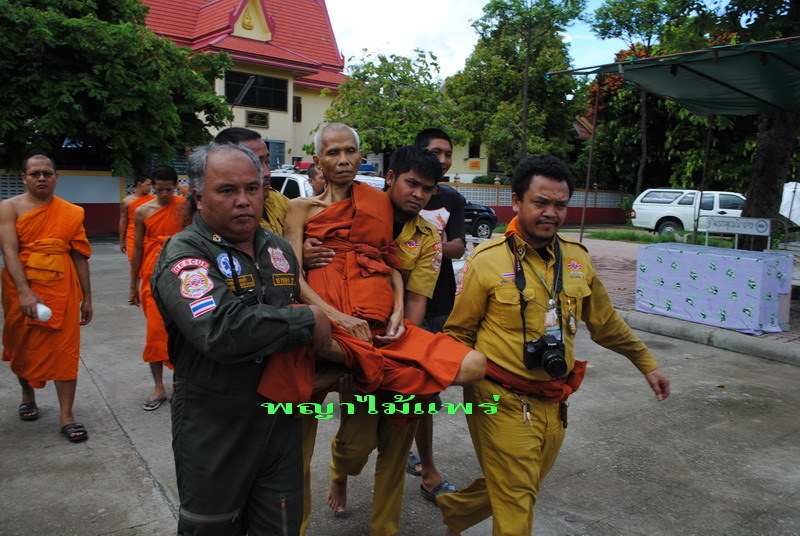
left=152, top=142, right=338, bottom=535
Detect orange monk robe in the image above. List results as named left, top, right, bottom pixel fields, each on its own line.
left=125, top=194, right=155, bottom=263
left=306, top=182, right=466, bottom=395
left=140, top=196, right=186, bottom=366
left=1, top=197, right=91, bottom=389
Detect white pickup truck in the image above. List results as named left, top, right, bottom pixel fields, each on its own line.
left=631, top=188, right=746, bottom=235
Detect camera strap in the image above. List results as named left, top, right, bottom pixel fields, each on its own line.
left=506, top=235, right=564, bottom=342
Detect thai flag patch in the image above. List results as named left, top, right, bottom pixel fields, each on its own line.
left=502, top=272, right=515, bottom=278
left=189, top=296, right=216, bottom=318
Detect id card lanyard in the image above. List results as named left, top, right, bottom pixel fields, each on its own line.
left=506, top=236, right=564, bottom=341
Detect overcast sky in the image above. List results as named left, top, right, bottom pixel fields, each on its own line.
left=326, top=0, right=627, bottom=79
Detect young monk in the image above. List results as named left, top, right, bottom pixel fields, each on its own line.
left=129, top=166, right=187, bottom=410
left=283, top=123, right=485, bottom=536
left=118, top=174, right=153, bottom=262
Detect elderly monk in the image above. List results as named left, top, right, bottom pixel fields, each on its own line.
left=213, top=127, right=290, bottom=236
left=0, top=154, right=93, bottom=442
left=129, top=166, right=186, bottom=411
left=118, top=174, right=154, bottom=262
left=283, top=124, right=485, bottom=536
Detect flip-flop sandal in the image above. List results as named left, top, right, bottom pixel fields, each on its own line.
left=60, top=423, right=88, bottom=443
left=18, top=402, right=39, bottom=421
left=420, top=480, right=458, bottom=503
left=142, top=397, right=167, bottom=411
left=406, top=452, right=422, bottom=476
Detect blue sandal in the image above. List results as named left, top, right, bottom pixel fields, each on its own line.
left=406, top=452, right=422, bottom=476
left=420, top=480, right=458, bottom=503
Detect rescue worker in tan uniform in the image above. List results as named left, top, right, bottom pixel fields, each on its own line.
left=436, top=155, right=671, bottom=536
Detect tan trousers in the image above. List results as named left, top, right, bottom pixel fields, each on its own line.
left=437, top=378, right=565, bottom=535
left=329, top=393, right=419, bottom=536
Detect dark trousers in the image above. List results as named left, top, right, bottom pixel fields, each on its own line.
left=172, top=379, right=303, bottom=535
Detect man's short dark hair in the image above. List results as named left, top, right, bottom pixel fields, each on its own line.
left=22, top=154, right=57, bottom=172
left=413, top=128, right=452, bottom=149
left=214, top=127, right=262, bottom=144
left=151, top=165, right=178, bottom=183
left=307, top=164, right=320, bottom=178
left=388, top=146, right=442, bottom=184
left=512, top=155, right=574, bottom=199
left=134, top=175, right=150, bottom=185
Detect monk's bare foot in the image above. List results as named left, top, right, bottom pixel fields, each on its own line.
left=326, top=479, right=348, bottom=518
left=444, top=528, right=461, bottom=536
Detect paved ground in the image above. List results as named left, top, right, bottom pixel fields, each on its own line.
left=1, top=238, right=799, bottom=535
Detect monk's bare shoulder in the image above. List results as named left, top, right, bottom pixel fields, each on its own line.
left=287, top=196, right=330, bottom=221
left=134, top=198, right=160, bottom=221
left=121, top=193, right=137, bottom=207
left=0, top=194, right=39, bottom=220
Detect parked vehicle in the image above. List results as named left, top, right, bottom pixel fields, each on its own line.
left=270, top=171, right=384, bottom=199
left=464, top=201, right=498, bottom=239
left=630, top=188, right=745, bottom=235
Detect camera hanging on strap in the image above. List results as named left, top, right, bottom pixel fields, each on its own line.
left=505, top=235, right=568, bottom=379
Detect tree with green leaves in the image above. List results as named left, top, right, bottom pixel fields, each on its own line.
left=319, top=50, right=465, bottom=157
left=0, top=0, right=232, bottom=176
left=588, top=0, right=692, bottom=194
left=445, top=0, right=584, bottom=174
left=710, top=0, right=800, bottom=249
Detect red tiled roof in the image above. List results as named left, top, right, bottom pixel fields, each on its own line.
left=142, top=0, right=344, bottom=75
left=295, top=68, right=348, bottom=90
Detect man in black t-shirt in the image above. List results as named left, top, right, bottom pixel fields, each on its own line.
left=409, top=128, right=468, bottom=503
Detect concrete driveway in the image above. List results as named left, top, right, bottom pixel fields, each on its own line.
left=1, top=240, right=799, bottom=535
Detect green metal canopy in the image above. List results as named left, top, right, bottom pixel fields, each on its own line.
left=549, top=36, right=800, bottom=116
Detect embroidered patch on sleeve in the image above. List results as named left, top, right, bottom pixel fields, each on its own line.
left=269, top=247, right=291, bottom=273
left=431, top=250, right=442, bottom=272
left=179, top=267, right=214, bottom=299
left=189, top=296, right=216, bottom=318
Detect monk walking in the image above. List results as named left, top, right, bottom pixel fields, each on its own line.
left=118, top=174, right=153, bottom=262
left=0, top=154, right=93, bottom=442
left=129, top=166, right=186, bottom=410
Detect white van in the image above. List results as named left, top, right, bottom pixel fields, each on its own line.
left=631, top=188, right=745, bottom=235
left=270, top=171, right=385, bottom=199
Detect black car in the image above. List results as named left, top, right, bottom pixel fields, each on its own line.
left=464, top=201, right=498, bottom=239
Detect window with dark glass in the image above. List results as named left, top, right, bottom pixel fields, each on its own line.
left=225, top=71, right=287, bottom=111
left=293, top=96, right=302, bottom=123
left=468, top=141, right=480, bottom=158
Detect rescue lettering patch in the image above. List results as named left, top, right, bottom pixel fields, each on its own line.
left=400, top=239, right=420, bottom=255
left=179, top=267, right=214, bottom=299
left=171, top=258, right=210, bottom=274
left=224, top=274, right=256, bottom=291
left=189, top=296, right=216, bottom=318
left=269, top=247, right=291, bottom=273
left=216, top=253, right=242, bottom=278
left=272, top=273, right=296, bottom=286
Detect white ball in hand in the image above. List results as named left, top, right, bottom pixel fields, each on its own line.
left=36, top=303, right=52, bottom=322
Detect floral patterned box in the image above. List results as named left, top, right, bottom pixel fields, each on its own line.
left=636, top=243, right=792, bottom=334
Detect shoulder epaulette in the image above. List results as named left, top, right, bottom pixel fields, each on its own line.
left=558, top=233, right=589, bottom=252
left=472, top=235, right=507, bottom=257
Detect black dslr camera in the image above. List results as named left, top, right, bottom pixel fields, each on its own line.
left=524, top=334, right=567, bottom=379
